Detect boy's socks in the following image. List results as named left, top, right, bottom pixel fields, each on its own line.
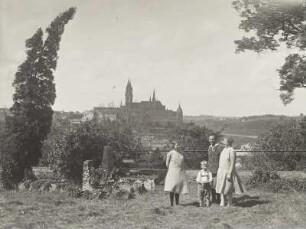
left=205, top=198, right=210, bottom=207
left=199, top=200, right=203, bottom=207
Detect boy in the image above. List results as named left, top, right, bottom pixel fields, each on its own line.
left=196, top=160, right=213, bottom=207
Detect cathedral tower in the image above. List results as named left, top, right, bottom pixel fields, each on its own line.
left=125, top=80, right=133, bottom=107
left=176, top=104, right=183, bottom=125
left=152, top=89, right=156, bottom=102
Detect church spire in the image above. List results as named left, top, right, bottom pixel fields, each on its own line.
left=152, top=89, right=156, bottom=102
left=125, top=80, right=133, bottom=107
left=176, top=103, right=183, bottom=125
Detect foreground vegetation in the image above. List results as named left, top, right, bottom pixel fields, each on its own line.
left=0, top=182, right=305, bottom=229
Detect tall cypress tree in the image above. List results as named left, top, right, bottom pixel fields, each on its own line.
left=7, top=7, right=76, bottom=179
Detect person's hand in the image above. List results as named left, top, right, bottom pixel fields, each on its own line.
left=226, top=173, right=232, bottom=181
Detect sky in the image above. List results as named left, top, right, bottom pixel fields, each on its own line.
left=0, top=0, right=305, bottom=116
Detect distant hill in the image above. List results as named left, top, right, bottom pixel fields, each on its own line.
left=184, top=114, right=299, bottom=135
left=184, top=114, right=301, bottom=148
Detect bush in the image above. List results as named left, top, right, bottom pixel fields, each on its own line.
left=66, top=185, right=83, bottom=198
left=170, top=123, right=221, bottom=151
left=0, top=158, right=20, bottom=189
left=0, top=129, right=24, bottom=188
left=247, top=167, right=280, bottom=188
left=41, top=120, right=142, bottom=184
left=253, top=120, right=306, bottom=171
left=136, top=149, right=167, bottom=169
left=90, top=167, right=108, bottom=189
left=261, top=179, right=306, bottom=193
left=247, top=167, right=306, bottom=193
left=30, top=180, right=46, bottom=190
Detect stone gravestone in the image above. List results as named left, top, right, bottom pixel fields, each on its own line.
left=82, top=160, right=94, bottom=191
left=101, top=145, right=114, bottom=176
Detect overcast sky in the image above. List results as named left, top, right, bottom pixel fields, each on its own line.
left=0, top=0, right=305, bottom=116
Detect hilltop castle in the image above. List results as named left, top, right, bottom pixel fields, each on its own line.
left=88, top=80, right=183, bottom=125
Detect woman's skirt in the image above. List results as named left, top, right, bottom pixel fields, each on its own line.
left=215, top=169, right=244, bottom=195
left=164, top=168, right=189, bottom=194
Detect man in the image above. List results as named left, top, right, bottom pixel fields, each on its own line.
left=207, top=134, right=223, bottom=204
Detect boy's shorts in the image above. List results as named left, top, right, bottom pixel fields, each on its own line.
left=198, top=183, right=211, bottom=199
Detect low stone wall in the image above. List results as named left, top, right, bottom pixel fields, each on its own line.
left=18, top=180, right=67, bottom=192
left=82, top=160, right=158, bottom=190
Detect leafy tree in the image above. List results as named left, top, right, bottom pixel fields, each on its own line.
left=233, top=0, right=306, bottom=104
left=169, top=123, right=222, bottom=169
left=171, top=123, right=221, bottom=150
left=3, top=8, right=76, bottom=181
left=255, top=120, right=305, bottom=151
left=253, top=119, right=306, bottom=170
left=299, top=115, right=306, bottom=137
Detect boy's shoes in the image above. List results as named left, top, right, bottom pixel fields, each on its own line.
left=199, top=201, right=204, bottom=207
left=199, top=201, right=211, bottom=207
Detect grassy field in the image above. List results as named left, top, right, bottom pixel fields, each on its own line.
left=1, top=182, right=306, bottom=229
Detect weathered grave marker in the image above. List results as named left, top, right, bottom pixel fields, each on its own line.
left=101, top=145, right=114, bottom=175
left=82, top=160, right=94, bottom=191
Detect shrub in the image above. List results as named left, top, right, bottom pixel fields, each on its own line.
left=66, top=185, right=83, bottom=198
left=0, top=158, right=20, bottom=189
left=41, top=120, right=142, bottom=184
left=247, top=167, right=280, bottom=188
left=23, top=180, right=32, bottom=189
left=0, top=130, right=24, bottom=188
left=136, top=149, right=167, bottom=169
left=253, top=120, right=306, bottom=171
left=168, top=123, right=221, bottom=169
left=90, top=167, right=108, bottom=189
left=30, top=179, right=46, bottom=190
left=247, top=167, right=306, bottom=193
left=170, top=123, right=221, bottom=151
left=262, top=179, right=306, bottom=193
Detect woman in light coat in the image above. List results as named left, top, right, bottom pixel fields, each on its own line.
left=216, top=137, right=244, bottom=207
left=164, top=141, right=188, bottom=206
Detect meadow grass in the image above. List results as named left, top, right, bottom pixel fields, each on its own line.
left=1, top=182, right=306, bottom=229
